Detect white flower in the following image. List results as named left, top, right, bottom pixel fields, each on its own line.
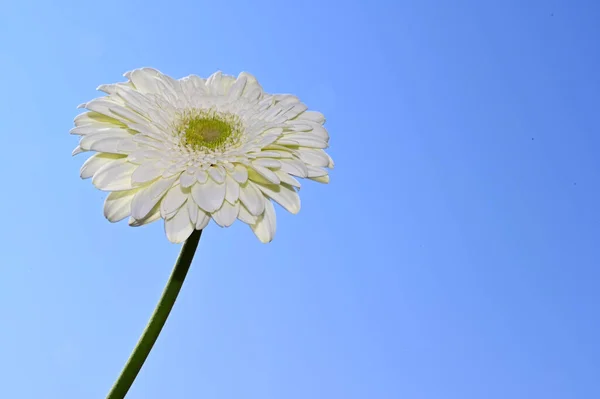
left=71, top=68, right=333, bottom=243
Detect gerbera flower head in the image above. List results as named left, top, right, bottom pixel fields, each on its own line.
left=71, top=68, right=333, bottom=243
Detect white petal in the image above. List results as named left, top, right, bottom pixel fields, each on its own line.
left=254, top=134, right=279, bottom=148
left=187, top=199, right=199, bottom=224
left=195, top=169, right=208, bottom=183
left=104, top=189, right=139, bottom=222
left=262, top=127, right=284, bottom=137
left=109, top=105, right=150, bottom=126
left=129, top=203, right=161, bottom=226
left=262, top=144, right=295, bottom=155
left=229, top=164, right=248, bottom=184
left=80, top=132, right=131, bottom=153
left=306, top=165, right=328, bottom=178
left=279, top=159, right=308, bottom=178
left=195, top=209, right=211, bottom=230
left=249, top=151, right=282, bottom=158
left=180, top=172, right=196, bottom=188
left=72, top=146, right=85, bottom=156
left=212, top=201, right=239, bottom=227
left=262, top=106, right=283, bottom=122
left=114, top=86, right=154, bottom=116
left=239, top=72, right=262, bottom=99
left=74, top=111, right=123, bottom=129
left=162, top=168, right=182, bottom=179
left=132, top=134, right=167, bottom=150
left=208, top=166, right=226, bottom=183
left=252, top=159, right=281, bottom=169
left=206, top=71, right=224, bottom=95
left=92, top=137, right=136, bottom=154
left=84, top=98, right=120, bottom=118
left=296, top=148, right=330, bottom=168
left=309, top=125, right=330, bottom=141
left=256, top=183, right=300, bottom=214
left=274, top=94, right=301, bottom=106
left=155, top=74, right=182, bottom=104
left=297, top=110, right=325, bottom=124
left=224, top=175, right=240, bottom=203
left=180, top=74, right=207, bottom=93
left=227, top=74, right=248, bottom=99
left=129, top=68, right=162, bottom=94
left=206, top=72, right=235, bottom=96
left=191, top=179, right=226, bottom=213
left=80, top=153, right=125, bottom=179
left=250, top=200, right=276, bottom=243
left=160, top=184, right=188, bottom=219
left=237, top=205, right=257, bottom=225
left=278, top=135, right=328, bottom=149
left=116, top=138, right=139, bottom=153
left=71, top=125, right=125, bottom=136
left=92, top=159, right=136, bottom=191
left=222, top=162, right=235, bottom=172
left=274, top=170, right=301, bottom=188
left=264, top=150, right=294, bottom=159
left=127, top=149, right=164, bottom=164
left=244, top=87, right=262, bottom=102
left=164, top=205, right=195, bottom=244
left=130, top=176, right=177, bottom=220
left=249, top=164, right=280, bottom=185
left=246, top=170, right=273, bottom=186
left=239, top=181, right=265, bottom=216
left=284, top=132, right=329, bottom=143
left=282, top=103, right=308, bottom=120
left=131, top=161, right=165, bottom=184
left=310, top=175, right=330, bottom=184
left=220, top=75, right=236, bottom=93
left=180, top=75, right=208, bottom=105
left=326, top=153, right=335, bottom=168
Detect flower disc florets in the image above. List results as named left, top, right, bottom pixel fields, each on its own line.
left=178, top=108, right=243, bottom=152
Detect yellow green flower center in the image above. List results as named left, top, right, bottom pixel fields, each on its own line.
left=177, top=109, right=242, bottom=151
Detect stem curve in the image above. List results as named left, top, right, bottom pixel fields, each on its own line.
left=106, top=229, right=203, bottom=399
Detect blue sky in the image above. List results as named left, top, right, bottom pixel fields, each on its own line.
left=1, top=0, right=599, bottom=398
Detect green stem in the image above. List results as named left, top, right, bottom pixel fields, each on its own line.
left=106, top=229, right=203, bottom=399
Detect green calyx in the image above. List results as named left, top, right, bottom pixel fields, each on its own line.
left=179, top=109, right=242, bottom=151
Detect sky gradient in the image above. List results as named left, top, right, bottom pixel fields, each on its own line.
left=1, top=0, right=599, bottom=398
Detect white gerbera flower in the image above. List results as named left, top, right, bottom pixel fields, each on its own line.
left=72, top=68, right=333, bottom=243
